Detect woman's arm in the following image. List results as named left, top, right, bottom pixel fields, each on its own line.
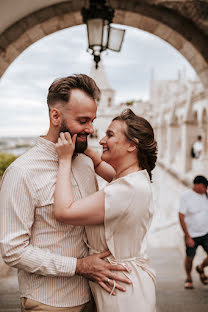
left=54, top=133, right=105, bottom=225
left=84, top=147, right=116, bottom=182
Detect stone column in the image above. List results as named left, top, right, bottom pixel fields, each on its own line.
left=181, top=121, right=198, bottom=174
left=156, top=124, right=162, bottom=159
left=167, top=123, right=180, bottom=165
left=160, top=124, right=168, bottom=162
left=201, top=118, right=208, bottom=158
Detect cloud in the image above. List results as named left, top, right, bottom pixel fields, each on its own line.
left=0, top=25, right=196, bottom=136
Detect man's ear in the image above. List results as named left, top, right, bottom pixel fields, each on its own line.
left=50, top=108, right=62, bottom=127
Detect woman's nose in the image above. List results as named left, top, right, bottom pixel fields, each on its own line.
left=99, top=136, right=106, bottom=145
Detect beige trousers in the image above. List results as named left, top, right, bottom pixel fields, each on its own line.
left=20, top=298, right=96, bottom=312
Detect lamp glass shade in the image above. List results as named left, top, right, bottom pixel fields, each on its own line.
left=87, top=18, right=103, bottom=47
left=107, top=26, right=125, bottom=52
left=102, top=20, right=109, bottom=49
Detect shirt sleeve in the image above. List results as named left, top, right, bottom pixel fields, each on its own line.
left=0, top=165, right=77, bottom=277
left=178, top=194, right=188, bottom=215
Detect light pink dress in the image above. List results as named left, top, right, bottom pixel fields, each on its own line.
left=85, top=170, right=156, bottom=312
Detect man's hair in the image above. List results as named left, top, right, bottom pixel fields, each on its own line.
left=193, top=175, right=208, bottom=186
left=47, top=74, right=100, bottom=109
left=197, top=135, right=202, bottom=141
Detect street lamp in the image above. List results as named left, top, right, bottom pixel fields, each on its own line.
left=81, top=0, right=125, bottom=69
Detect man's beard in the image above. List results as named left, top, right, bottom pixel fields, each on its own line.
left=60, top=121, right=88, bottom=153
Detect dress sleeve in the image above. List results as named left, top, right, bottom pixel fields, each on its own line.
left=104, top=178, right=134, bottom=248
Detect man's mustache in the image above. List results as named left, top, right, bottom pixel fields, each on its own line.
left=76, top=132, right=89, bottom=137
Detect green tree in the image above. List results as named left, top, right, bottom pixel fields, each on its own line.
left=126, top=100, right=134, bottom=106
left=0, top=153, right=17, bottom=176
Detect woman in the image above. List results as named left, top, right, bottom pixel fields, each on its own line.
left=54, top=109, right=157, bottom=312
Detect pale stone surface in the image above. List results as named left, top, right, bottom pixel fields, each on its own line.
left=138, top=16, right=159, bottom=33
left=13, top=32, right=32, bottom=52
left=26, top=24, right=46, bottom=42
left=59, top=13, right=77, bottom=29
left=153, top=23, right=173, bottom=41
left=2, top=45, right=19, bottom=63
left=41, top=16, right=61, bottom=35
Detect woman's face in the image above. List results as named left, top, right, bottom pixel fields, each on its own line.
left=99, top=120, right=130, bottom=165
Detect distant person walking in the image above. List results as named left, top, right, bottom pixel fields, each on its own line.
left=191, top=135, right=203, bottom=159
left=179, top=175, right=208, bottom=289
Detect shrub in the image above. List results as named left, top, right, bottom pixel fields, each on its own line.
left=0, top=153, right=18, bottom=176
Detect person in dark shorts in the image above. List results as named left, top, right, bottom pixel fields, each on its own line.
left=179, top=175, right=208, bottom=289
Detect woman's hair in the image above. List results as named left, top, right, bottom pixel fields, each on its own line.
left=113, top=109, right=157, bottom=181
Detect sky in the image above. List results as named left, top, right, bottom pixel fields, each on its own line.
left=0, top=24, right=197, bottom=137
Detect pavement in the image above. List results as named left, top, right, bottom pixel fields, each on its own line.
left=149, top=247, right=208, bottom=312
left=0, top=247, right=208, bottom=312
left=0, top=268, right=20, bottom=312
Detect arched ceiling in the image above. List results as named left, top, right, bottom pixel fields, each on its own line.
left=1, top=0, right=208, bottom=89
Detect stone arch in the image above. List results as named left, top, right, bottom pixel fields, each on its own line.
left=0, top=1, right=208, bottom=90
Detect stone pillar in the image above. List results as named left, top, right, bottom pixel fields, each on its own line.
left=160, top=124, right=167, bottom=162
left=167, top=123, right=180, bottom=165
left=181, top=121, right=198, bottom=174
left=201, top=119, right=208, bottom=158
left=156, top=124, right=162, bottom=159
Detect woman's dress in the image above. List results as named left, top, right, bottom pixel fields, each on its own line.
left=85, top=170, right=156, bottom=312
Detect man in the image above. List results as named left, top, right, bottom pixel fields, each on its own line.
left=0, top=74, right=130, bottom=311
left=179, top=175, right=208, bottom=289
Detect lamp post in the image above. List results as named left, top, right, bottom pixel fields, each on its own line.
left=81, top=0, right=125, bottom=69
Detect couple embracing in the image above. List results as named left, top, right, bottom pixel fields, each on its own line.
left=0, top=74, right=157, bottom=312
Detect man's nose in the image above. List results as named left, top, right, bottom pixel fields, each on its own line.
left=85, top=122, right=94, bottom=134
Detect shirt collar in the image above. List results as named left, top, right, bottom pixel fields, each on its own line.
left=36, top=136, right=58, bottom=161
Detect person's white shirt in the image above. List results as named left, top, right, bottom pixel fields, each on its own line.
left=179, top=189, right=208, bottom=238
left=193, top=140, right=203, bottom=158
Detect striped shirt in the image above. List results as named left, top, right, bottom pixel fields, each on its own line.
left=0, top=137, right=98, bottom=307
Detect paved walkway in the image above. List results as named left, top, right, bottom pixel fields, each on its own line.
left=0, top=268, right=20, bottom=312
left=0, top=247, right=208, bottom=311
left=149, top=248, right=208, bottom=312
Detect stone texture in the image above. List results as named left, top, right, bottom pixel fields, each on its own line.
left=72, top=12, right=82, bottom=27
left=1, top=45, right=19, bottom=63
left=26, top=24, right=46, bottom=43
left=153, top=23, right=174, bottom=42
left=189, top=51, right=208, bottom=74
left=179, top=41, right=198, bottom=63
left=198, top=68, right=208, bottom=89
left=13, top=32, right=32, bottom=52
left=138, top=15, right=159, bottom=33
left=167, top=30, right=184, bottom=51
left=41, top=16, right=62, bottom=35
left=59, top=13, right=77, bottom=30
left=0, top=34, right=10, bottom=52
left=114, top=10, right=126, bottom=24
left=123, top=12, right=143, bottom=28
